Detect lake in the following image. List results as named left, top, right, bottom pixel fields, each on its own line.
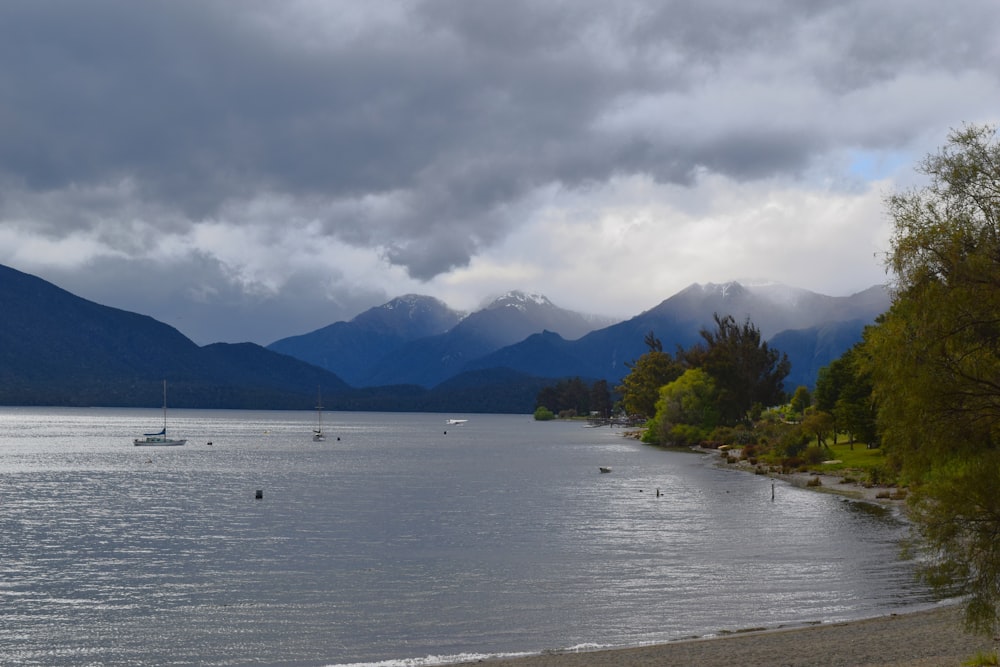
left=0, top=408, right=937, bottom=666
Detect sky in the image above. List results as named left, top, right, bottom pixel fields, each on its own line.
left=2, top=0, right=999, bottom=346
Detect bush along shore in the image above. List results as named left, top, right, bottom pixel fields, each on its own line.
left=711, top=440, right=909, bottom=506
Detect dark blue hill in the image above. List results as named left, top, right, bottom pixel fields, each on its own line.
left=267, top=295, right=462, bottom=386
left=769, top=319, right=871, bottom=390
left=0, top=264, right=348, bottom=408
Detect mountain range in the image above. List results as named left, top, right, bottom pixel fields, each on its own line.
left=269, top=281, right=888, bottom=392
left=0, top=262, right=889, bottom=412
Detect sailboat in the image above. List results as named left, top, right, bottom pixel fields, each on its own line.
left=134, top=380, right=187, bottom=446
left=313, top=387, right=326, bottom=442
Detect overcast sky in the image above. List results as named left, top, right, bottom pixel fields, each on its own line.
left=2, top=1, right=998, bottom=345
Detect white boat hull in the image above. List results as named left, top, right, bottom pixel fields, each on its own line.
left=135, top=381, right=186, bottom=446
left=134, top=436, right=187, bottom=446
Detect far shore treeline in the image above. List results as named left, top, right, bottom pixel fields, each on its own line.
left=540, top=125, right=1000, bottom=643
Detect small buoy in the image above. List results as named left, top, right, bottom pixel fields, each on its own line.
left=255, top=490, right=263, bottom=499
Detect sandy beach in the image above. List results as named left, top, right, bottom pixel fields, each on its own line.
left=459, top=605, right=994, bottom=667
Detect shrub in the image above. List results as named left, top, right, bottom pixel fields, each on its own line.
left=962, top=650, right=998, bottom=666
left=533, top=406, right=555, bottom=421
left=780, top=427, right=810, bottom=458
left=668, top=423, right=705, bottom=446
left=802, top=445, right=829, bottom=465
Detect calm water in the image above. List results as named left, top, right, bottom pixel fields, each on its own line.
left=0, top=408, right=936, bottom=666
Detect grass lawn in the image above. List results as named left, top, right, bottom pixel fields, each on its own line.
left=818, top=440, right=887, bottom=470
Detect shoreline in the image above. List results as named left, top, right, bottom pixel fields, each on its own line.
left=450, top=446, right=990, bottom=667
left=719, top=454, right=908, bottom=507
left=456, top=604, right=992, bottom=667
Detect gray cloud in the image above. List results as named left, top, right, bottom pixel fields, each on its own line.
left=41, top=253, right=386, bottom=345
left=1, top=0, right=999, bottom=342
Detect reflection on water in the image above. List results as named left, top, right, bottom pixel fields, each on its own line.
left=0, top=408, right=936, bottom=666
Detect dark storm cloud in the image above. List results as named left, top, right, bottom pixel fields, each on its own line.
left=2, top=0, right=1000, bottom=297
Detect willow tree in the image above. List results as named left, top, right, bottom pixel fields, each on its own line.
left=863, top=124, right=1000, bottom=635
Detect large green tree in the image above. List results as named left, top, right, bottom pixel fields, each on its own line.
left=682, top=314, right=790, bottom=425
left=863, top=124, right=1000, bottom=635
left=815, top=343, right=877, bottom=447
left=616, top=332, right=685, bottom=418
left=644, top=368, right=719, bottom=445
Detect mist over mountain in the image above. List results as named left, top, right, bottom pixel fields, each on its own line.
left=1, top=262, right=889, bottom=411
left=464, top=282, right=889, bottom=388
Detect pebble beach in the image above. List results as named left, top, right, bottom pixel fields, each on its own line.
left=459, top=605, right=994, bottom=667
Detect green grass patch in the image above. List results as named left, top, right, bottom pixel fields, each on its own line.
left=815, top=440, right=886, bottom=473
left=962, top=650, right=999, bottom=666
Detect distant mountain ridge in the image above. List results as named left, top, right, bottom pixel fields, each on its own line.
left=268, top=294, right=464, bottom=386
left=270, top=280, right=888, bottom=393
left=269, top=290, right=614, bottom=387
left=0, top=261, right=888, bottom=411
left=359, top=291, right=611, bottom=387
left=462, top=282, right=889, bottom=390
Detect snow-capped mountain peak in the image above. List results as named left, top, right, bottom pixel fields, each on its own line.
left=487, top=290, right=554, bottom=312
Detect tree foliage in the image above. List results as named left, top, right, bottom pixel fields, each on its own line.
left=682, top=314, right=790, bottom=425
left=616, top=333, right=685, bottom=418
left=862, top=124, right=1000, bottom=635
left=789, top=385, right=811, bottom=414
left=644, top=368, right=719, bottom=445
left=535, top=377, right=613, bottom=417
left=814, top=343, right=876, bottom=446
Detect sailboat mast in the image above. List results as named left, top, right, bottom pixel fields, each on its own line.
left=316, top=386, right=323, bottom=428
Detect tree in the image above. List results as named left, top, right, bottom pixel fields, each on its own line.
left=862, top=124, right=1000, bottom=635
left=682, top=314, right=790, bottom=425
left=644, top=368, right=719, bottom=445
left=589, top=379, right=613, bottom=417
left=616, top=333, right=685, bottom=418
left=800, top=411, right=834, bottom=448
left=815, top=343, right=877, bottom=448
left=789, top=385, right=811, bottom=419
left=536, top=377, right=613, bottom=417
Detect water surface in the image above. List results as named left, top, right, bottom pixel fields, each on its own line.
left=0, top=408, right=934, bottom=666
